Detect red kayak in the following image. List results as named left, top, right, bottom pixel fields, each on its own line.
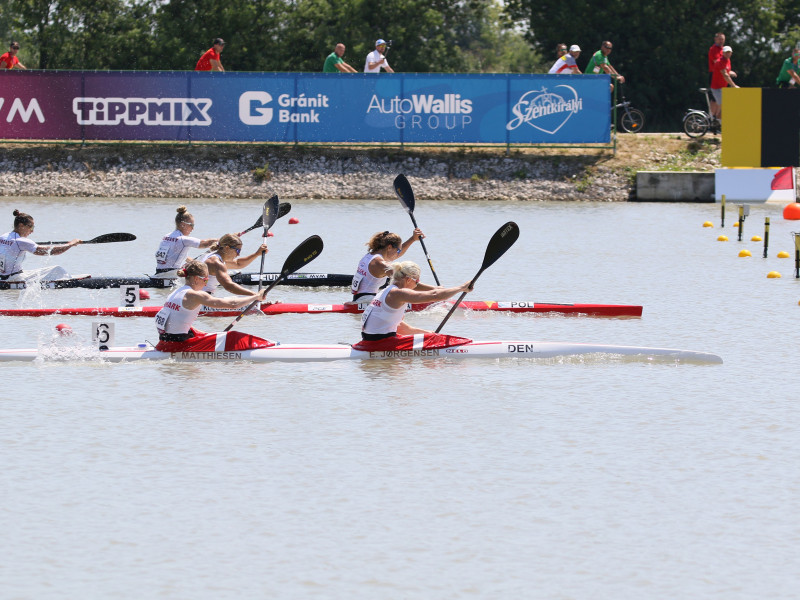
left=0, top=300, right=642, bottom=318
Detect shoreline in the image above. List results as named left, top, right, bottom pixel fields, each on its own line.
left=0, top=136, right=719, bottom=201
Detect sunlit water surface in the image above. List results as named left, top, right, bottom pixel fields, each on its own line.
left=1, top=196, right=798, bottom=599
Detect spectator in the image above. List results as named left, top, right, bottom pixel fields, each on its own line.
left=324, top=43, right=357, bottom=73
left=195, top=38, right=225, bottom=72
left=586, top=41, right=625, bottom=90
left=548, top=44, right=581, bottom=74
left=365, top=39, right=394, bottom=73
left=710, top=45, right=739, bottom=122
left=708, top=32, right=725, bottom=119
left=0, top=42, right=26, bottom=70
left=555, top=43, right=567, bottom=59
left=776, top=49, right=800, bottom=88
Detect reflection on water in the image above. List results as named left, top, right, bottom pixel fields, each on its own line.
left=1, top=198, right=799, bottom=599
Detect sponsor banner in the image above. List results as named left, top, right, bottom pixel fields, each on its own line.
left=1, top=71, right=611, bottom=144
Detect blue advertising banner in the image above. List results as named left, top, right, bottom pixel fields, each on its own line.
left=1, top=71, right=611, bottom=144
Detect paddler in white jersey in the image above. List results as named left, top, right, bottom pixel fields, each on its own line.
left=0, top=209, right=81, bottom=282
left=154, top=260, right=271, bottom=351
left=154, top=205, right=217, bottom=273
left=202, top=233, right=268, bottom=295
left=361, top=261, right=473, bottom=340
left=348, top=229, right=424, bottom=304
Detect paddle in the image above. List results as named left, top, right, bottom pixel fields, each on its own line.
left=434, top=221, right=520, bottom=334
left=393, top=173, right=441, bottom=285
left=37, top=232, right=136, bottom=245
left=257, top=195, right=280, bottom=292
left=223, top=234, right=324, bottom=332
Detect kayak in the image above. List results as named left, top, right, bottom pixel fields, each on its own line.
left=0, top=340, right=722, bottom=364
left=0, top=271, right=353, bottom=290
left=0, top=300, right=643, bottom=318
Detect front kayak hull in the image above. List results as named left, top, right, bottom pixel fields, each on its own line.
left=0, top=300, right=643, bottom=318
left=0, top=340, right=722, bottom=364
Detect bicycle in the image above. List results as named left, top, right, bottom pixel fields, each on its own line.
left=614, top=85, right=645, bottom=133
left=682, top=88, right=721, bottom=138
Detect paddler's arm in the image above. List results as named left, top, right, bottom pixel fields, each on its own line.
left=183, top=288, right=266, bottom=310
left=386, top=281, right=473, bottom=309
left=35, top=239, right=81, bottom=256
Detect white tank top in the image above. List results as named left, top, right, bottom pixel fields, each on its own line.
left=0, top=231, right=36, bottom=277
left=202, top=252, right=221, bottom=294
left=351, top=252, right=387, bottom=296
left=155, top=229, right=201, bottom=270
left=361, top=285, right=406, bottom=334
left=155, top=285, right=202, bottom=334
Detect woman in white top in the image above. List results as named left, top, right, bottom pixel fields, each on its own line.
left=349, top=228, right=423, bottom=303
left=155, top=260, right=267, bottom=345
left=155, top=205, right=217, bottom=273
left=0, top=209, right=81, bottom=281
left=361, top=261, right=473, bottom=340
left=204, top=233, right=268, bottom=295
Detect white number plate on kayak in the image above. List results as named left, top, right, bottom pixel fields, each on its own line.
left=308, top=305, right=333, bottom=311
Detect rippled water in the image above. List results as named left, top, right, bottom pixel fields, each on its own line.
left=1, top=196, right=799, bottom=598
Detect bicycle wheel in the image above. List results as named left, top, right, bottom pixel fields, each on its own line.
left=620, top=108, right=645, bottom=133
left=683, top=112, right=709, bottom=138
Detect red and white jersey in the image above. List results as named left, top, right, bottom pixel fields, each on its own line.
left=155, top=285, right=201, bottom=334
left=361, top=285, right=405, bottom=335
left=351, top=252, right=387, bottom=296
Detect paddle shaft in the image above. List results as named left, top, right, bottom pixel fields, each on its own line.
left=36, top=233, right=135, bottom=245
left=403, top=204, right=440, bottom=286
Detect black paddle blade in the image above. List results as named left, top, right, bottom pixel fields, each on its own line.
left=481, top=222, right=519, bottom=271
left=280, top=235, right=324, bottom=277
left=393, top=173, right=415, bottom=213
left=263, top=195, right=280, bottom=232
left=278, top=202, right=292, bottom=219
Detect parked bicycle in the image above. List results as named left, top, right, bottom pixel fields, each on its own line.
left=614, top=84, right=645, bottom=133
left=682, top=88, right=721, bottom=138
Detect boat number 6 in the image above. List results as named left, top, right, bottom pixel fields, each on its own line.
left=92, top=321, right=115, bottom=350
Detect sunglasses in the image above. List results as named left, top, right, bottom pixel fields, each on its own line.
left=229, top=245, right=242, bottom=255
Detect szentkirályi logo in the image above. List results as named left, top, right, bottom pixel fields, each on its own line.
left=506, top=86, right=583, bottom=134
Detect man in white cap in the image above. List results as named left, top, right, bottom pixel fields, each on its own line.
left=548, top=44, right=582, bottom=74
left=710, top=45, right=738, bottom=122
left=365, top=39, right=394, bottom=73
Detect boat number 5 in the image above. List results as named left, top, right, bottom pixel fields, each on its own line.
left=92, top=321, right=115, bottom=350
left=121, top=285, right=140, bottom=307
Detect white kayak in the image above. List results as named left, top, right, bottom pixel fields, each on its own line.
left=0, top=340, right=723, bottom=364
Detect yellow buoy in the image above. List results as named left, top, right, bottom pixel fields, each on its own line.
left=751, top=235, right=762, bottom=242
left=703, top=221, right=714, bottom=228
left=767, top=271, right=781, bottom=278
left=733, top=222, right=740, bottom=228
left=717, top=235, right=729, bottom=241
left=777, top=251, right=790, bottom=258
left=739, top=249, right=752, bottom=257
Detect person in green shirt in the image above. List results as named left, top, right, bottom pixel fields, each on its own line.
left=586, top=41, right=625, bottom=91
left=776, top=50, right=800, bottom=88
left=323, top=43, right=357, bottom=73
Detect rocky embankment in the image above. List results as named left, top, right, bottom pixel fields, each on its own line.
left=0, top=136, right=720, bottom=201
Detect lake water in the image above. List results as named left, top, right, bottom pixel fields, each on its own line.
left=1, top=196, right=799, bottom=599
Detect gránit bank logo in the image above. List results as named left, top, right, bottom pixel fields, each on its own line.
left=506, top=85, right=583, bottom=134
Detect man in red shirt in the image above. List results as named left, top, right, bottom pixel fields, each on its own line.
left=711, top=45, right=739, bottom=123
left=708, top=33, right=725, bottom=120
left=195, top=38, right=225, bottom=72
left=0, top=42, right=26, bottom=70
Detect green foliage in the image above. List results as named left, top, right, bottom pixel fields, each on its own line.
left=252, top=162, right=273, bottom=182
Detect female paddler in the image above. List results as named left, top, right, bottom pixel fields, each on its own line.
left=348, top=229, right=424, bottom=304
left=202, top=233, right=268, bottom=295
left=0, top=210, right=81, bottom=282
left=154, top=261, right=273, bottom=352
left=355, top=261, right=473, bottom=351
left=155, top=205, right=217, bottom=273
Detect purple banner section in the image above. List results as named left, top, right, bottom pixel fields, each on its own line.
left=0, top=71, right=611, bottom=144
